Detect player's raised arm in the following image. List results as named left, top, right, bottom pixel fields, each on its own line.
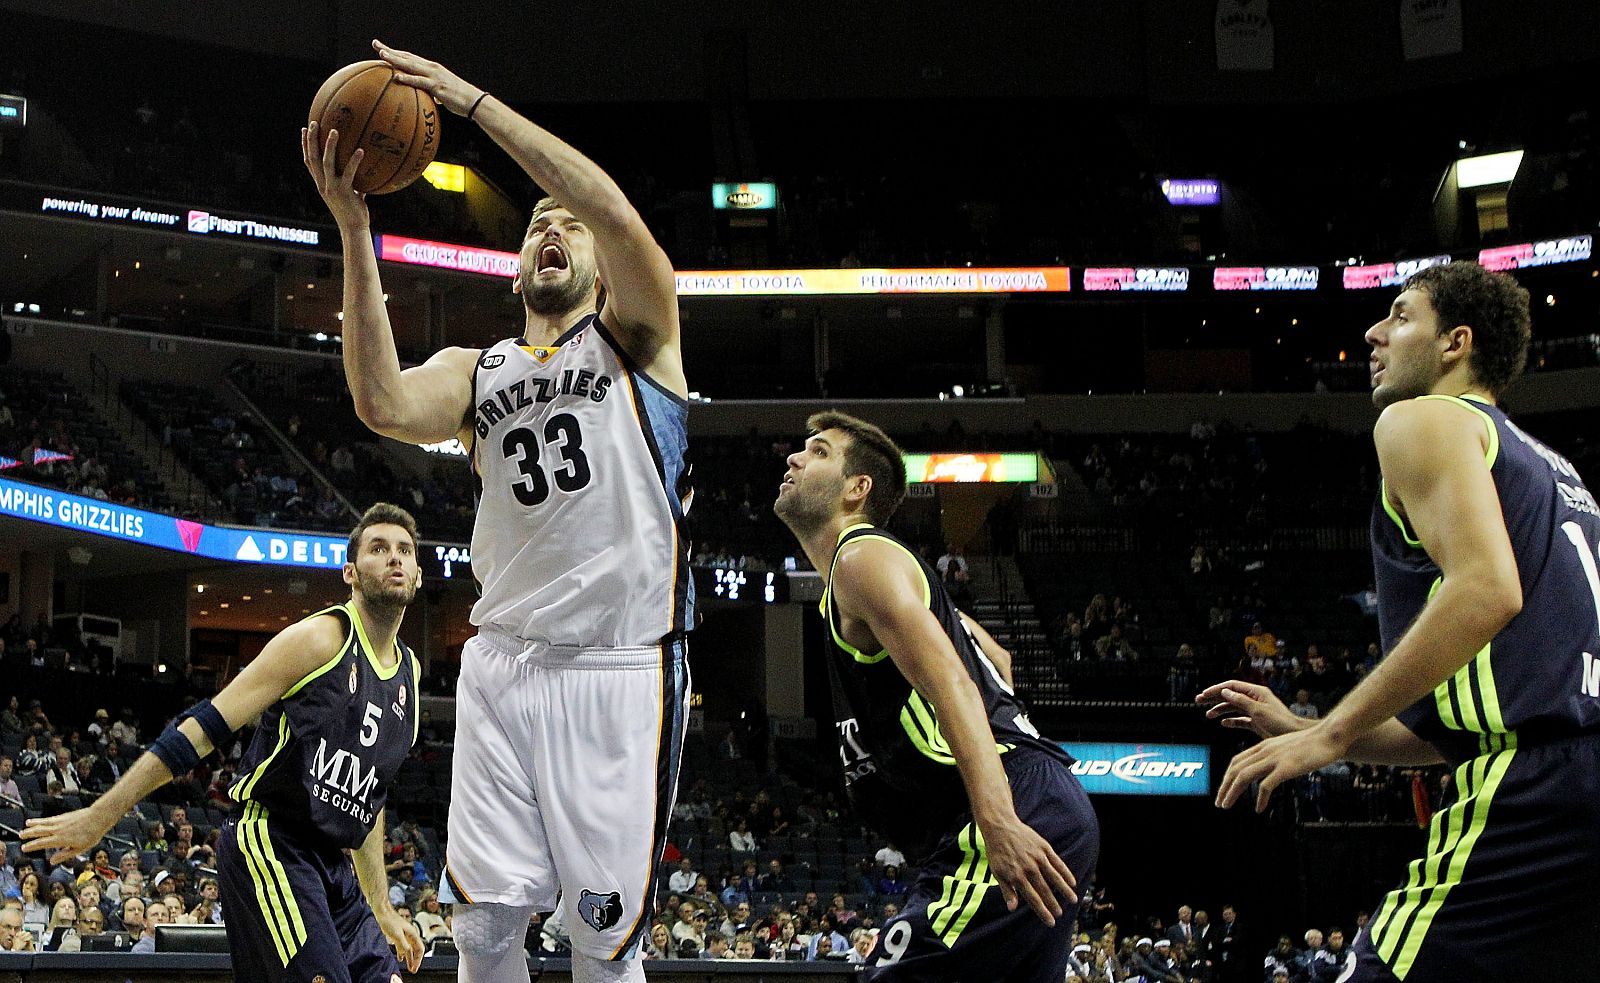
left=832, top=541, right=1077, bottom=927
left=372, top=39, right=683, bottom=394
left=301, top=123, right=477, bottom=445
left=21, top=616, right=345, bottom=862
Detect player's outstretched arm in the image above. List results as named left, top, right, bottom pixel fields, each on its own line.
left=1197, top=681, right=1444, bottom=766
left=355, top=809, right=424, bottom=972
left=1216, top=400, right=1514, bottom=811
left=372, top=40, right=684, bottom=394
left=958, top=611, right=1014, bottom=688
left=301, top=123, right=477, bottom=445
left=833, top=543, right=1077, bottom=927
left=21, top=616, right=345, bottom=862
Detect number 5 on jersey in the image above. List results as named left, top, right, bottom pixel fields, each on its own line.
left=503, top=413, right=592, bottom=506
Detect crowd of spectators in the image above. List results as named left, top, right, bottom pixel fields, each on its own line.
left=0, top=371, right=159, bottom=513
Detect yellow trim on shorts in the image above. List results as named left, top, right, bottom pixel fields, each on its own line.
left=924, top=823, right=995, bottom=949
left=238, top=801, right=308, bottom=966
left=1367, top=735, right=1516, bottom=979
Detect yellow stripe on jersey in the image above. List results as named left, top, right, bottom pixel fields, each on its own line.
left=283, top=605, right=353, bottom=698
left=230, top=713, right=290, bottom=802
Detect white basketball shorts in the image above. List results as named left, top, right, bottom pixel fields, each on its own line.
left=439, top=627, right=690, bottom=960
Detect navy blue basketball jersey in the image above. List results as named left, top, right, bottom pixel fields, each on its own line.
left=1373, top=394, right=1600, bottom=761
left=231, top=603, right=420, bottom=850
left=820, top=523, right=1074, bottom=857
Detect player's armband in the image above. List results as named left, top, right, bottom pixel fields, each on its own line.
left=149, top=699, right=233, bottom=776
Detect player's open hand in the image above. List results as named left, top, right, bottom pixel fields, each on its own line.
left=372, top=40, right=484, bottom=118
left=378, top=907, right=425, bottom=973
left=1214, top=723, right=1351, bottom=813
left=19, top=803, right=116, bottom=864
left=977, top=813, right=1077, bottom=927
left=1196, top=679, right=1310, bottom=741
left=301, top=122, right=369, bottom=231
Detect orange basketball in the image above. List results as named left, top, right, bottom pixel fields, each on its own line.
left=309, top=60, right=439, bottom=195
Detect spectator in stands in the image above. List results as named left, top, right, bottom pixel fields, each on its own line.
left=874, top=841, right=905, bottom=870
left=759, top=859, right=795, bottom=894
left=1317, top=928, right=1354, bottom=981
left=1170, top=643, right=1199, bottom=702
left=38, top=781, right=68, bottom=819
left=1244, top=622, right=1277, bottom=666
left=89, top=740, right=126, bottom=788
left=129, top=899, right=168, bottom=953
left=675, top=906, right=709, bottom=951
left=719, top=901, right=752, bottom=939
left=0, top=698, right=21, bottom=736
left=734, top=932, right=758, bottom=959
left=704, top=930, right=730, bottom=959
left=73, top=902, right=105, bottom=939
left=689, top=876, right=717, bottom=912
left=115, top=896, right=144, bottom=935
left=86, top=709, right=111, bottom=746
left=142, top=820, right=167, bottom=853
left=644, top=920, right=674, bottom=959
left=18, top=871, right=46, bottom=926
left=668, top=857, right=698, bottom=895
left=876, top=865, right=906, bottom=897
left=808, top=913, right=849, bottom=960
left=1290, top=689, right=1320, bottom=720
left=729, top=817, right=756, bottom=852
left=15, top=735, right=46, bottom=776
left=1263, top=934, right=1300, bottom=980
left=0, top=756, right=19, bottom=806
left=109, top=708, right=138, bottom=748
left=1166, top=905, right=1196, bottom=947
left=1096, top=624, right=1139, bottom=661
left=1296, top=929, right=1331, bottom=981
left=41, top=898, right=76, bottom=951
left=412, top=889, right=449, bottom=942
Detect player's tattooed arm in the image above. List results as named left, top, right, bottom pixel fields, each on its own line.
left=833, top=542, right=1077, bottom=927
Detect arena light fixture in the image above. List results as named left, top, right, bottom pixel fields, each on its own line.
left=1456, top=150, right=1523, bottom=188
left=423, top=162, right=466, bottom=193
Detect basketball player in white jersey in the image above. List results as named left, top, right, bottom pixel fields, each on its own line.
left=303, top=40, right=692, bottom=983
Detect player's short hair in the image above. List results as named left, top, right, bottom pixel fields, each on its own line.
left=346, top=503, right=419, bottom=560
left=526, top=197, right=564, bottom=238
left=806, top=411, right=907, bottom=526
left=1404, top=261, right=1531, bottom=395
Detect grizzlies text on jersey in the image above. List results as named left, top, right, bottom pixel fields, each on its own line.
left=230, top=603, right=420, bottom=850
left=820, top=523, right=1074, bottom=858
left=468, top=314, right=693, bottom=647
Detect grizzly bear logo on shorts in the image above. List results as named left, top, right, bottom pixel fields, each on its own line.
left=577, top=889, right=623, bottom=931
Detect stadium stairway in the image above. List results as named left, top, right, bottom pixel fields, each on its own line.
left=81, top=353, right=227, bottom=520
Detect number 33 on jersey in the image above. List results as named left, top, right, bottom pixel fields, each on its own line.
left=467, top=315, right=694, bottom=648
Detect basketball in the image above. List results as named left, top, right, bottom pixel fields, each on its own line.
left=308, top=60, right=439, bottom=195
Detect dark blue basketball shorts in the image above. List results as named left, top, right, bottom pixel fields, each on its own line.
left=864, top=747, right=1101, bottom=982
left=218, top=802, right=402, bottom=983
left=1345, top=733, right=1600, bottom=982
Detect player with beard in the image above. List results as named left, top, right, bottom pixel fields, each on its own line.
left=304, top=41, right=692, bottom=983
left=773, top=411, right=1097, bottom=981
left=23, top=504, right=427, bottom=983
left=1204, top=262, right=1600, bottom=980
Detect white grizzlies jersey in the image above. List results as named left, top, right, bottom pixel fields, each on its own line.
left=467, top=314, right=693, bottom=647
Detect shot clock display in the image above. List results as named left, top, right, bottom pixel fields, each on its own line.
left=695, top=566, right=789, bottom=605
